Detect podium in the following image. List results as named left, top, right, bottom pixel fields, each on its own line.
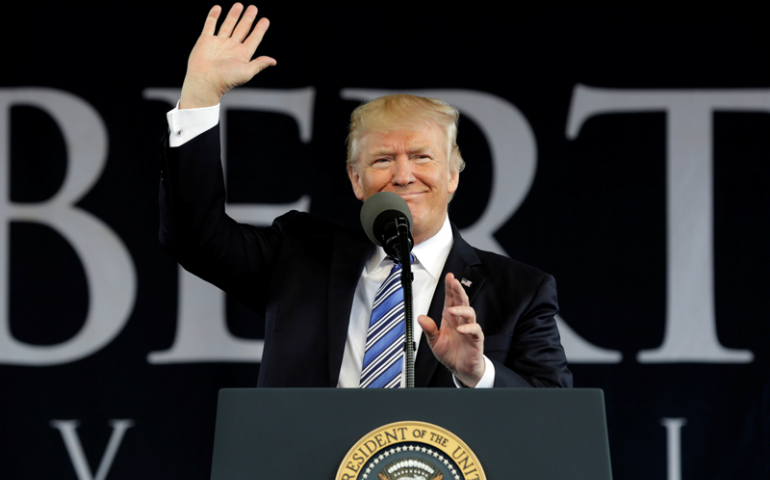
left=210, top=388, right=612, bottom=480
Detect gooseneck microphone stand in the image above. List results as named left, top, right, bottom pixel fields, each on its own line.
left=385, top=216, right=415, bottom=388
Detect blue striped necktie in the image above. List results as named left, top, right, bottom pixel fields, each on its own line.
left=359, top=256, right=412, bottom=388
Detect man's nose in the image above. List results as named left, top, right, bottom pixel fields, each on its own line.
left=391, top=157, right=414, bottom=185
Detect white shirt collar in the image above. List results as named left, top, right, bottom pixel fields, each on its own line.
left=365, top=216, right=454, bottom=280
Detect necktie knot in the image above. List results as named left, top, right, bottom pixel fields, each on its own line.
left=387, top=254, right=416, bottom=268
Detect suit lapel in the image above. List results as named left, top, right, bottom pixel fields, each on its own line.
left=327, top=229, right=374, bottom=386
left=415, top=224, right=485, bottom=387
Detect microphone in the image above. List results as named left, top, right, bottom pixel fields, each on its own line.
left=360, top=192, right=414, bottom=260
left=360, top=192, right=417, bottom=388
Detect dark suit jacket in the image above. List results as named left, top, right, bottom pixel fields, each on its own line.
left=160, top=126, right=572, bottom=388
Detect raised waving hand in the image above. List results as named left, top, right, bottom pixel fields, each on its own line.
left=180, top=3, right=276, bottom=109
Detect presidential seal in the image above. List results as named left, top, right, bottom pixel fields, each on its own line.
left=336, top=421, right=486, bottom=480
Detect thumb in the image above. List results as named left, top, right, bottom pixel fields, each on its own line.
left=418, top=315, right=439, bottom=347
left=249, top=56, right=277, bottom=76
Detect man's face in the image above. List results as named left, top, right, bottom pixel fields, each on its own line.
left=348, top=122, right=459, bottom=245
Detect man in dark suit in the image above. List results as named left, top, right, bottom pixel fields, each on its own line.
left=161, top=3, right=572, bottom=389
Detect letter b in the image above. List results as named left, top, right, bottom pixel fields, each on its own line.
left=0, top=88, right=136, bottom=365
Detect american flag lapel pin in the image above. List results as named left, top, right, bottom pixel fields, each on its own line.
left=460, top=277, right=472, bottom=288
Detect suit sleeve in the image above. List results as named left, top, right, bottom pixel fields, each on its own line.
left=491, top=273, right=573, bottom=388
left=159, top=125, right=286, bottom=314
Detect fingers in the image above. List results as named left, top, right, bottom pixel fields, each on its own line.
left=443, top=272, right=456, bottom=309
left=212, top=4, right=272, bottom=61
left=447, top=305, right=475, bottom=324
left=456, top=322, right=483, bottom=339
left=231, top=5, right=258, bottom=42
left=244, top=16, right=271, bottom=56
left=201, top=5, right=222, bottom=36
left=217, top=3, right=245, bottom=37
left=444, top=272, right=470, bottom=308
left=452, top=274, right=470, bottom=306
left=442, top=272, right=476, bottom=331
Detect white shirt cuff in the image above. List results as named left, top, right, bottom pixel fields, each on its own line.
left=166, top=101, right=220, bottom=147
left=452, top=355, right=496, bottom=388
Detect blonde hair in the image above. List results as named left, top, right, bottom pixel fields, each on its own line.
left=346, top=94, right=465, bottom=173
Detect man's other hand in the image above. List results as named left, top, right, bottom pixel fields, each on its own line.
left=180, top=3, right=276, bottom=109
left=418, top=273, right=485, bottom=387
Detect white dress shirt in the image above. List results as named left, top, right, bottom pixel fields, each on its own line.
left=166, top=103, right=495, bottom=388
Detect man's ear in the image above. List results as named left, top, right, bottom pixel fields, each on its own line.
left=447, top=164, right=460, bottom=195
left=348, top=165, right=364, bottom=200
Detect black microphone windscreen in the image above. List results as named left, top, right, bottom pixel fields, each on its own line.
left=360, top=192, right=413, bottom=246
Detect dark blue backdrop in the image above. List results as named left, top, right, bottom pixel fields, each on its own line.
left=1, top=2, right=768, bottom=479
